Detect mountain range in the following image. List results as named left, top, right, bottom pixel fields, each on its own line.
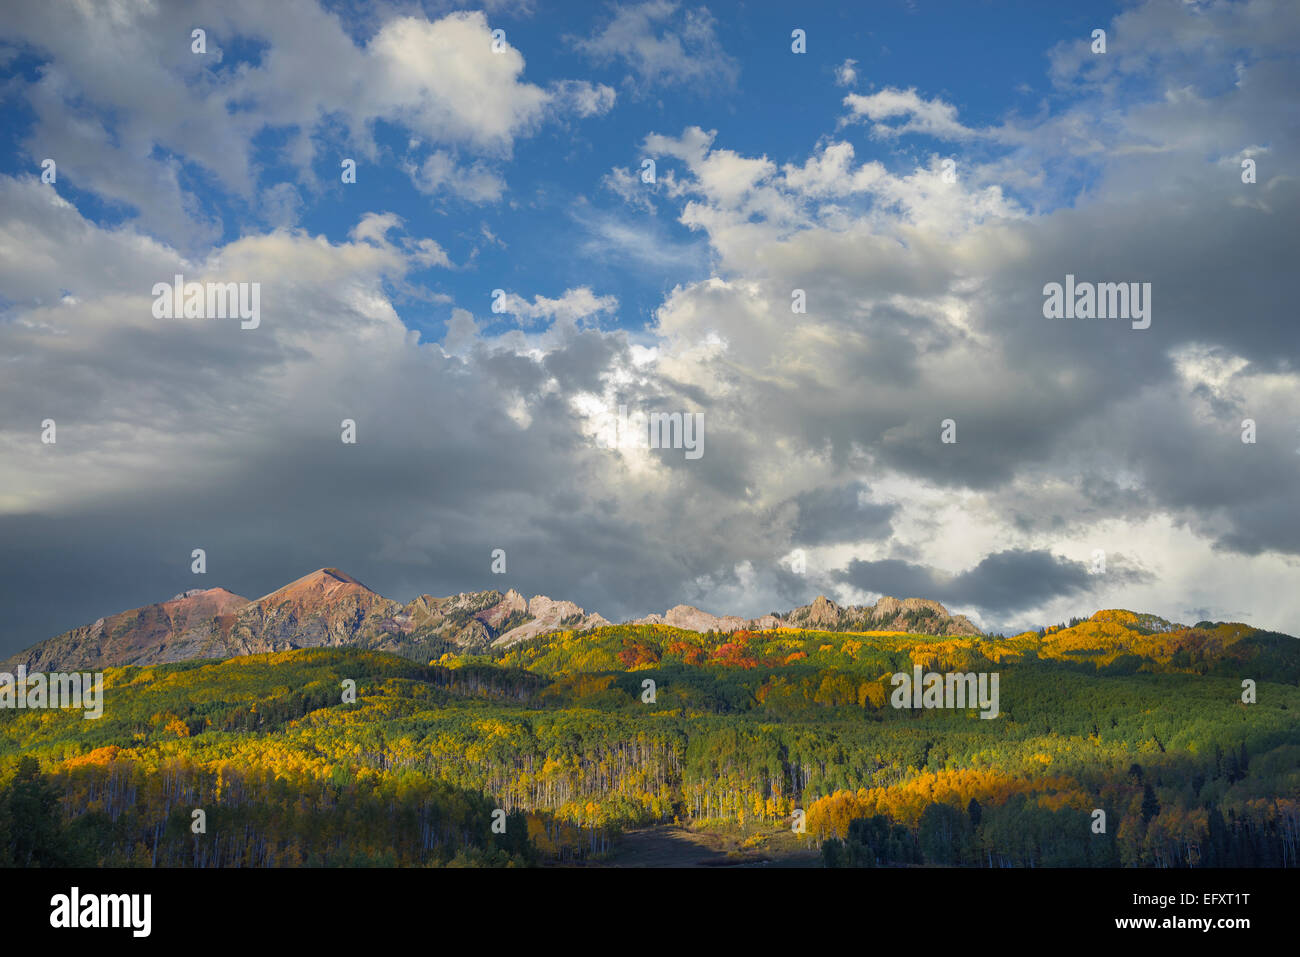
left=2, top=567, right=982, bottom=672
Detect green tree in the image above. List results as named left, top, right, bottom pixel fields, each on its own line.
left=919, top=802, right=965, bottom=865
left=0, top=757, right=76, bottom=866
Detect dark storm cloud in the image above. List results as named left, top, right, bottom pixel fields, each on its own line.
left=836, top=548, right=1152, bottom=617
left=786, top=482, right=895, bottom=546
left=541, top=327, right=623, bottom=392
left=3, top=0, right=1300, bottom=656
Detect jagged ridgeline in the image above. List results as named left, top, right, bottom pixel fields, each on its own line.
left=1, top=610, right=1297, bottom=867
left=3, top=569, right=611, bottom=672
left=3, top=567, right=979, bottom=673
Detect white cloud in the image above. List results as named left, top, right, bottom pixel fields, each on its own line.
left=350, top=212, right=453, bottom=268
left=842, top=87, right=977, bottom=140
left=1, top=4, right=608, bottom=246
left=364, top=13, right=549, bottom=154
left=574, top=0, right=739, bottom=92
left=3, top=0, right=1300, bottom=645
left=493, top=287, right=619, bottom=326
left=781, top=142, right=885, bottom=197
left=409, top=151, right=507, bottom=204
left=549, top=79, right=619, bottom=117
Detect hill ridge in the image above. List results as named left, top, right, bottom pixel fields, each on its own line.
left=5, top=570, right=1285, bottom=673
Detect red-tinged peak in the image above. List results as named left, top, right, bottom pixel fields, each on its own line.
left=316, top=567, right=365, bottom=585
left=254, top=568, right=377, bottom=604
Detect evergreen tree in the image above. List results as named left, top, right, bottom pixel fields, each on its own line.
left=1141, top=784, right=1160, bottom=824
left=0, top=757, right=76, bottom=866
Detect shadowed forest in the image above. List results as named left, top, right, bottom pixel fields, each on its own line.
left=2, top=611, right=1296, bottom=867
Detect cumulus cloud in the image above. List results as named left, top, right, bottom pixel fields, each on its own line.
left=0, top=5, right=607, bottom=247
left=2, top=0, right=1298, bottom=655
left=363, top=14, right=550, bottom=152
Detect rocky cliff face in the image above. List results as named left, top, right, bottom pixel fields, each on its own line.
left=5, top=573, right=980, bottom=672
left=781, top=595, right=982, bottom=636
left=8, top=586, right=251, bottom=671
left=633, top=605, right=782, bottom=633
left=227, top=568, right=402, bottom=654
left=489, top=596, right=610, bottom=647
left=2, top=570, right=610, bottom=671
left=633, top=594, right=980, bottom=636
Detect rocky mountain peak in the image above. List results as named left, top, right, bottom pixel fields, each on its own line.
left=806, top=595, right=842, bottom=626
left=6, top=573, right=986, bottom=674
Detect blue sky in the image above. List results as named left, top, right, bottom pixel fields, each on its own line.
left=0, top=0, right=1296, bottom=654
left=343, top=0, right=1117, bottom=337
left=4, top=1, right=1125, bottom=338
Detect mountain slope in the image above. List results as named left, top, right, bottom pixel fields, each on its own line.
left=6, top=586, right=250, bottom=672
left=227, top=568, right=402, bottom=655
left=13, top=570, right=1288, bottom=675
left=632, top=594, right=980, bottom=636
left=5, top=613, right=1296, bottom=868
left=2, top=571, right=610, bottom=671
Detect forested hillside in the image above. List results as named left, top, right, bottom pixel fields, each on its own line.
left=2, top=611, right=1296, bottom=867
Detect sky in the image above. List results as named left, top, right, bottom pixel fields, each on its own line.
left=0, top=0, right=1297, bottom=657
